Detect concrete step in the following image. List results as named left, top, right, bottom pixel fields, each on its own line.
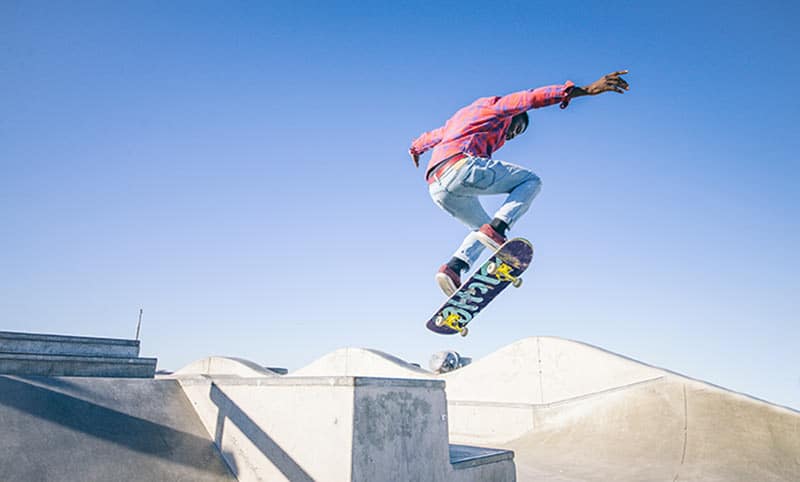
left=0, top=353, right=157, bottom=378
left=0, top=331, right=140, bottom=358
left=449, top=444, right=514, bottom=470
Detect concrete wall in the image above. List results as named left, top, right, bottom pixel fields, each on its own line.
left=450, top=460, right=517, bottom=482
left=178, top=375, right=515, bottom=482
left=181, top=377, right=356, bottom=481
left=0, top=331, right=156, bottom=378
left=0, top=376, right=234, bottom=482
left=0, top=353, right=157, bottom=378
left=351, top=379, right=449, bottom=481
left=0, top=331, right=140, bottom=358
left=448, top=401, right=536, bottom=444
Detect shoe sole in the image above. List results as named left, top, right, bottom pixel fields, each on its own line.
left=435, top=273, right=458, bottom=297
left=475, top=231, right=503, bottom=251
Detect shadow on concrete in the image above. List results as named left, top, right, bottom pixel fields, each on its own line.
left=21, top=375, right=115, bottom=405
left=210, top=382, right=315, bottom=482
left=0, top=376, right=234, bottom=481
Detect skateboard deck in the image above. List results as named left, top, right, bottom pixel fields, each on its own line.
left=426, top=237, right=534, bottom=336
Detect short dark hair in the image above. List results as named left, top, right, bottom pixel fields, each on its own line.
left=512, top=112, right=529, bottom=132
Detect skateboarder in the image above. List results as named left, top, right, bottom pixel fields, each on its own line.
left=409, top=70, right=630, bottom=295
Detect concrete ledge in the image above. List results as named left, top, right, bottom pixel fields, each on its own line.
left=449, top=444, right=514, bottom=470
left=0, top=353, right=157, bottom=378
left=179, top=375, right=445, bottom=389
left=0, top=331, right=140, bottom=358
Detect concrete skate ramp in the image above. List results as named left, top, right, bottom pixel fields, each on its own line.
left=0, top=376, right=234, bottom=482
left=292, top=347, right=434, bottom=379
left=288, top=338, right=800, bottom=480
left=441, top=337, right=667, bottom=405
left=506, top=376, right=800, bottom=481
left=442, top=337, right=800, bottom=481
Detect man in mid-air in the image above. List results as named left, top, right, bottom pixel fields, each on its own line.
left=410, top=70, right=630, bottom=296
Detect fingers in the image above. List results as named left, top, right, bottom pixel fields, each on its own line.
left=409, top=149, right=419, bottom=167
left=594, top=70, right=630, bottom=95
left=606, top=73, right=629, bottom=91
left=612, top=79, right=629, bottom=91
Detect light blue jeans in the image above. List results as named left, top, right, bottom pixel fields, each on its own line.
left=429, top=156, right=542, bottom=267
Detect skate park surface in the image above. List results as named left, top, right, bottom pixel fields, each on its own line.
left=2, top=336, right=798, bottom=481
left=288, top=337, right=800, bottom=481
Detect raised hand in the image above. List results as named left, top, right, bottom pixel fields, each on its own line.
left=583, top=70, right=630, bottom=95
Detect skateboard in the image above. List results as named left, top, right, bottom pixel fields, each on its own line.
left=426, top=237, right=534, bottom=336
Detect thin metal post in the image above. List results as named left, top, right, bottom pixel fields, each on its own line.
left=135, top=308, right=143, bottom=340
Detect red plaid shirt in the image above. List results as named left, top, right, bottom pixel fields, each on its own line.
left=410, top=82, right=575, bottom=179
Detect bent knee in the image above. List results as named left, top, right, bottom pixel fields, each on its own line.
left=526, top=173, right=542, bottom=195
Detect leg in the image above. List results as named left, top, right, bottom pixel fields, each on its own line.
left=491, top=165, right=541, bottom=229
left=428, top=157, right=540, bottom=296
left=429, top=188, right=491, bottom=268
left=451, top=157, right=542, bottom=229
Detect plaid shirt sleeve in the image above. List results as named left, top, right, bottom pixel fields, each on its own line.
left=491, top=82, right=576, bottom=117
left=409, top=125, right=445, bottom=155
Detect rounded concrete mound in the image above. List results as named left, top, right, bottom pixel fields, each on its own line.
left=437, top=337, right=800, bottom=481
left=291, top=347, right=435, bottom=379
left=172, top=356, right=281, bottom=378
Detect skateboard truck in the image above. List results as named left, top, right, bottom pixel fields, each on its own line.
left=486, top=260, right=523, bottom=288
left=434, top=313, right=470, bottom=337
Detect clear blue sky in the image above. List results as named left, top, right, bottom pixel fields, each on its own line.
left=2, top=1, right=798, bottom=409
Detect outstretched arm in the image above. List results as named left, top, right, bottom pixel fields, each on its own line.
left=567, top=70, right=630, bottom=99
left=492, top=70, right=630, bottom=115
left=409, top=126, right=445, bottom=168
left=492, top=82, right=576, bottom=116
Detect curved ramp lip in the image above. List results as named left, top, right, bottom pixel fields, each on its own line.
left=538, top=337, right=800, bottom=413
left=291, top=347, right=435, bottom=378
left=447, top=376, right=669, bottom=409
left=172, top=356, right=280, bottom=378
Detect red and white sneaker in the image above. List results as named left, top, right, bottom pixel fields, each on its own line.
left=435, top=265, right=462, bottom=297
left=475, top=223, right=507, bottom=250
